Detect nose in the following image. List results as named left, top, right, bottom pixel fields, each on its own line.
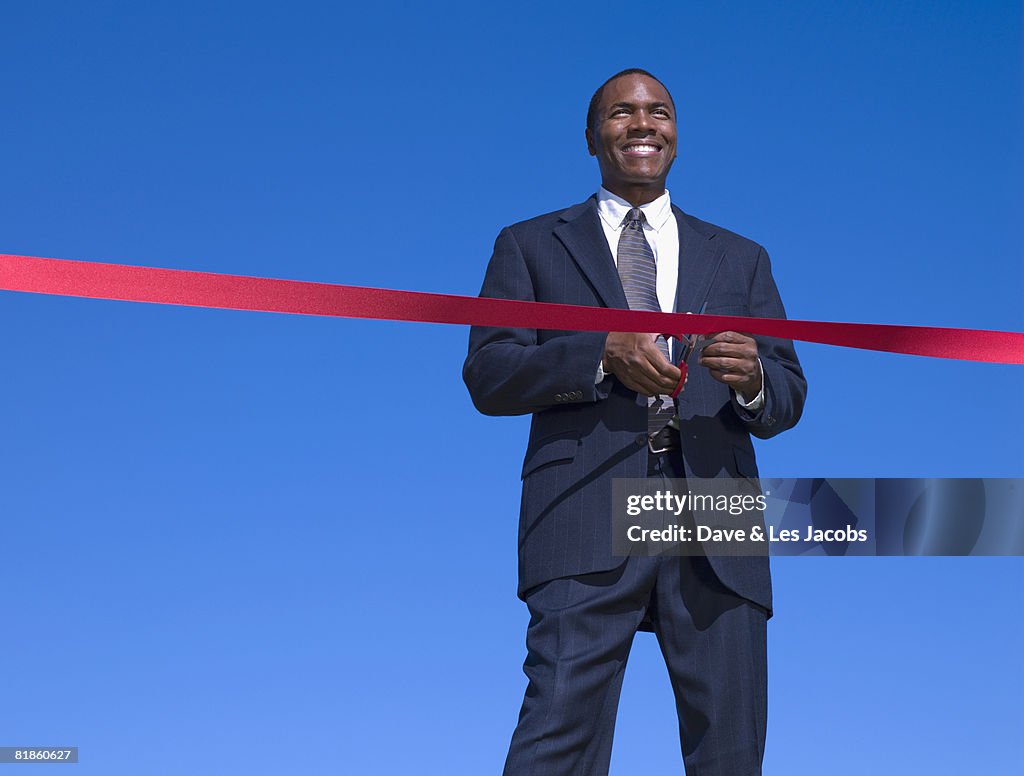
left=629, top=109, right=656, bottom=134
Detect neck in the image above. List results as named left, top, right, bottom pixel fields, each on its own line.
left=601, top=182, right=665, bottom=207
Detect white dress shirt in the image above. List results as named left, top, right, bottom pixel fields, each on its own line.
left=593, top=186, right=764, bottom=412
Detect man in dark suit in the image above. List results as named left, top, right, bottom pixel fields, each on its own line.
left=463, top=69, right=806, bottom=775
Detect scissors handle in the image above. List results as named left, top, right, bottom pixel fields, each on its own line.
left=664, top=328, right=704, bottom=399
left=671, top=361, right=688, bottom=398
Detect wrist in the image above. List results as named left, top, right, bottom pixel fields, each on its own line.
left=739, top=359, right=764, bottom=403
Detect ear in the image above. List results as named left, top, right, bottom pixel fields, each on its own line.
left=585, top=127, right=596, bottom=157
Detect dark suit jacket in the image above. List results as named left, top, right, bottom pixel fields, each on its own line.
left=463, top=195, right=806, bottom=614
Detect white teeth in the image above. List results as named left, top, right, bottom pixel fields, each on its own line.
left=625, top=144, right=659, bottom=152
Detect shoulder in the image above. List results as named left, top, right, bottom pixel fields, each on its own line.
left=501, top=197, right=596, bottom=240
left=674, top=207, right=765, bottom=256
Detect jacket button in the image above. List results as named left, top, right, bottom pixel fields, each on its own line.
left=572, top=391, right=582, bottom=400
left=767, top=415, right=776, bottom=425
left=635, top=433, right=648, bottom=447
left=555, top=394, right=564, bottom=402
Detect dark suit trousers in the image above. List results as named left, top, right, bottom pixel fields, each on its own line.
left=503, top=449, right=768, bottom=776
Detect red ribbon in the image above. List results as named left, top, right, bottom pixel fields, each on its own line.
left=1, top=252, right=1022, bottom=364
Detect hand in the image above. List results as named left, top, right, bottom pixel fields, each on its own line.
left=699, top=331, right=762, bottom=402
left=603, top=332, right=683, bottom=397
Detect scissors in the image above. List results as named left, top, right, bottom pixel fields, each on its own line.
left=668, top=301, right=707, bottom=398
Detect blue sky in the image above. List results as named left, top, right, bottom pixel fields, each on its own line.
left=1, top=1, right=1021, bottom=773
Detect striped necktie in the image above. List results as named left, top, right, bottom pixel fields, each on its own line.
left=616, top=207, right=675, bottom=436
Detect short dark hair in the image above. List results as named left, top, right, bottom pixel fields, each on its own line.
left=586, top=68, right=676, bottom=131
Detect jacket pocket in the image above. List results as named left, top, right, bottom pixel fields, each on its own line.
left=703, top=303, right=749, bottom=316
left=521, top=432, right=580, bottom=479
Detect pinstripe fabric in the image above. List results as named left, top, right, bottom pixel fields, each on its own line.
left=502, top=446, right=767, bottom=775
left=616, top=208, right=675, bottom=435
left=503, top=554, right=767, bottom=776
left=464, top=197, right=806, bottom=605
left=466, top=196, right=805, bottom=776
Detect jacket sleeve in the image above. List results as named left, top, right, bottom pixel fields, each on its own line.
left=462, top=227, right=611, bottom=416
left=731, top=245, right=807, bottom=439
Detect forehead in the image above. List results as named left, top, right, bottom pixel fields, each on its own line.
left=599, top=74, right=673, bottom=109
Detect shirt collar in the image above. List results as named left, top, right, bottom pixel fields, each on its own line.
left=597, top=186, right=673, bottom=232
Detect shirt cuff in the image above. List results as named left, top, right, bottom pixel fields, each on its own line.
left=595, top=359, right=607, bottom=384
left=733, top=358, right=764, bottom=411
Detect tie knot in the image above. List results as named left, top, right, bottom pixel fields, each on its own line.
left=622, top=208, right=646, bottom=230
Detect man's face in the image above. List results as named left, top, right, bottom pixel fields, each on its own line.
left=586, top=74, right=677, bottom=195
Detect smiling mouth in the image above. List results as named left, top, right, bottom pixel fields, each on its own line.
left=621, top=143, right=662, bottom=156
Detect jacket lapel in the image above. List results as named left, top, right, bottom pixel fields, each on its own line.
left=673, top=205, right=724, bottom=314
left=554, top=197, right=629, bottom=310
left=672, top=205, right=726, bottom=360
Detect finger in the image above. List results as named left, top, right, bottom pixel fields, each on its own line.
left=626, top=356, right=683, bottom=395
left=616, top=361, right=677, bottom=395
left=637, top=365, right=683, bottom=394
left=714, top=330, right=754, bottom=343
left=707, top=369, right=747, bottom=385
left=702, top=331, right=755, bottom=348
left=623, top=373, right=666, bottom=397
left=700, top=356, right=753, bottom=373
left=651, top=356, right=683, bottom=381
left=638, top=337, right=682, bottom=381
left=701, top=342, right=756, bottom=359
